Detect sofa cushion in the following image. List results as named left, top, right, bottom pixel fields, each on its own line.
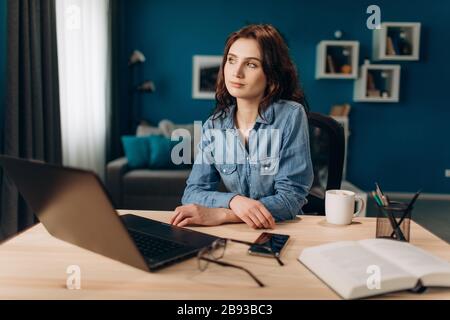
left=136, top=121, right=164, bottom=136
left=136, top=120, right=196, bottom=165
left=123, top=169, right=191, bottom=196
left=158, top=119, right=194, bottom=139
left=121, top=136, right=149, bottom=169
left=148, top=135, right=190, bottom=169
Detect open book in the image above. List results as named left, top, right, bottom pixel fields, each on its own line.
left=298, top=239, right=450, bottom=299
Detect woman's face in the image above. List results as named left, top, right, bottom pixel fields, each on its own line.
left=224, top=38, right=267, bottom=102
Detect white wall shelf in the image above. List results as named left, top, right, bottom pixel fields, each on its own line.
left=373, top=22, right=421, bottom=61
left=315, top=40, right=359, bottom=79
left=354, top=62, right=401, bottom=103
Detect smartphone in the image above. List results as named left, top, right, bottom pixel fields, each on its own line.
left=248, top=232, right=290, bottom=257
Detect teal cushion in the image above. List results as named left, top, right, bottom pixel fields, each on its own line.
left=121, top=136, right=149, bottom=169
left=148, top=135, right=189, bottom=169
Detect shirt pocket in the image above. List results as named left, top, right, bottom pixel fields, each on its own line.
left=259, top=156, right=280, bottom=176
left=216, top=163, right=240, bottom=192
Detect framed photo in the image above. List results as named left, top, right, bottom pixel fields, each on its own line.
left=192, top=55, right=223, bottom=99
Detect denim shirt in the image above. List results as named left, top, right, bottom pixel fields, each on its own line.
left=181, top=99, right=314, bottom=222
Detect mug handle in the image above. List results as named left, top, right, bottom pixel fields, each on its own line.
left=354, top=195, right=365, bottom=217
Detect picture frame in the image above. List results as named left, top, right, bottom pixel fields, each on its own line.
left=192, top=55, right=223, bottom=99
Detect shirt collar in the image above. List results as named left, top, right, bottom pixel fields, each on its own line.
left=222, top=102, right=274, bottom=129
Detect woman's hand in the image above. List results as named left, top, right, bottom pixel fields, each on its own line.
left=170, top=204, right=228, bottom=227
left=229, top=195, right=275, bottom=229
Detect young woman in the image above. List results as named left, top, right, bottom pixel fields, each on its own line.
left=170, top=24, right=313, bottom=229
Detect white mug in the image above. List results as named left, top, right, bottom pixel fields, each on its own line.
left=325, top=190, right=365, bottom=225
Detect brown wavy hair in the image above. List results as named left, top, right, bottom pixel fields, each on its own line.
left=212, top=24, right=309, bottom=120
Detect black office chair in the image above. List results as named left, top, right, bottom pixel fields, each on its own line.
left=302, top=112, right=345, bottom=215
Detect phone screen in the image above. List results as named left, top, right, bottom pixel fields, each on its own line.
left=248, top=233, right=290, bottom=257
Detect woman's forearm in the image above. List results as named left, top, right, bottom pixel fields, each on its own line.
left=214, top=208, right=242, bottom=224
left=182, top=188, right=239, bottom=209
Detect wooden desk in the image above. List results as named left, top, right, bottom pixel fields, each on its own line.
left=0, top=211, right=449, bottom=300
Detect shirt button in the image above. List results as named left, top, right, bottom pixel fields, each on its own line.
left=246, top=156, right=249, bottom=161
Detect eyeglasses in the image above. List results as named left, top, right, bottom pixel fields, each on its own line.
left=197, top=238, right=284, bottom=288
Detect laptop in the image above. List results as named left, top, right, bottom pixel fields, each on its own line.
left=0, top=155, right=218, bottom=272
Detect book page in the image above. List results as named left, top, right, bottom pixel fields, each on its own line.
left=299, top=241, right=417, bottom=299
left=359, top=239, right=450, bottom=287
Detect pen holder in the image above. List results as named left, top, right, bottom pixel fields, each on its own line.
left=375, top=201, right=412, bottom=242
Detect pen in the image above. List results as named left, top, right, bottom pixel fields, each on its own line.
left=375, top=182, right=390, bottom=206
left=389, top=190, right=421, bottom=238
left=375, top=182, right=385, bottom=196
left=383, top=194, right=391, bottom=206
left=372, top=191, right=383, bottom=207
left=381, top=195, right=388, bottom=206
left=375, top=183, right=386, bottom=206
left=405, top=189, right=421, bottom=212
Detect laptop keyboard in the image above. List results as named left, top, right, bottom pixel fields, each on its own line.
left=129, top=230, right=185, bottom=259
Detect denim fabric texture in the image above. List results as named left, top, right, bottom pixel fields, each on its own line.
left=182, top=99, right=314, bottom=221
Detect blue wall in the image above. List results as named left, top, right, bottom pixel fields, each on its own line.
left=0, top=0, right=6, bottom=151
left=120, top=0, right=450, bottom=194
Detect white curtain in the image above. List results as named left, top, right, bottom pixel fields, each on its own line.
left=56, top=0, right=110, bottom=179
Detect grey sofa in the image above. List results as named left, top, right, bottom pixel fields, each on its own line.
left=106, top=157, right=227, bottom=211
left=106, top=120, right=201, bottom=210
left=106, top=157, right=190, bottom=210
